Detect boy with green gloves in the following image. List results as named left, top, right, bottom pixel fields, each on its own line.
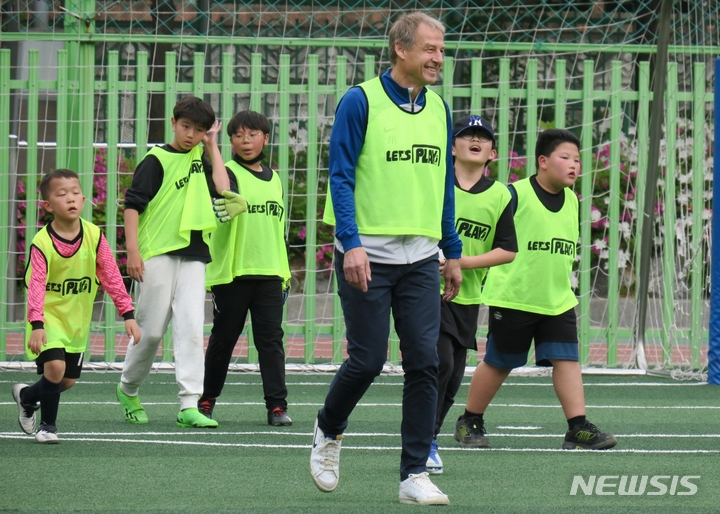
left=199, top=110, right=293, bottom=426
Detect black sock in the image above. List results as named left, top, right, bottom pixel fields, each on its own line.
left=39, top=376, right=61, bottom=427
left=567, top=415, right=586, bottom=430
left=463, top=410, right=484, bottom=421
left=21, top=380, right=42, bottom=406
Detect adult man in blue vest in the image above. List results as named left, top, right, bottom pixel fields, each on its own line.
left=312, top=12, right=463, bottom=506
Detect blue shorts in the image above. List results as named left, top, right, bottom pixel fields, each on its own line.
left=483, top=307, right=579, bottom=369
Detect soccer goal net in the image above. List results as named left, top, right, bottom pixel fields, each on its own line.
left=0, top=1, right=716, bottom=380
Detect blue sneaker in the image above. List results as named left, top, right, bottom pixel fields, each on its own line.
left=427, top=438, right=443, bottom=475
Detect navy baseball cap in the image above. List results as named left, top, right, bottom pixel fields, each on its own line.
left=452, top=115, right=495, bottom=143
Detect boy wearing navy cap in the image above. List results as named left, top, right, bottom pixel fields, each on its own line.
left=427, top=115, right=518, bottom=473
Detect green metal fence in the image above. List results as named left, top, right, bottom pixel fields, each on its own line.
left=0, top=39, right=715, bottom=367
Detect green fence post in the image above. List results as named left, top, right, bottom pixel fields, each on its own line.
left=634, top=61, right=650, bottom=325
left=525, top=59, right=538, bottom=176
left=247, top=319, right=256, bottom=364
left=662, top=63, right=679, bottom=366
left=0, top=49, right=10, bottom=358
left=364, top=55, right=375, bottom=83
left=690, top=62, right=706, bottom=369
left=442, top=56, right=454, bottom=108
left=20, top=52, right=40, bottom=358
left=221, top=52, right=233, bottom=163
left=470, top=58, right=482, bottom=114
left=250, top=53, right=262, bottom=113
left=497, top=58, right=510, bottom=184
left=104, top=51, right=120, bottom=361
left=555, top=60, right=567, bottom=129
left=25, top=51, right=40, bottom=267
left=56, top=50, right=68, bottom=169
left=578, top=60, right=595, bottom=365
left=304, top=54, right=319, bottom=364
left=606, top=61, right=622, bottom=366
left=136, top=52, right=149, bottom=162
left=332, top=56, right=347, bottom=363
left=193, top=52, right=204, bottom=97
left=79, top=53, right=94, bottom=223
left=278, top=52, right=290, bottom=217
left=162, top=330, right=173, bottom=363
left=278, top=53, right=291, bottom=357
left=164, top=52, right=177, bottom=144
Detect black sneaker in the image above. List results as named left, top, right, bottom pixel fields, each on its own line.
left=198, top=397, right=216, bottom=419
left=454, top=415, right=490, bottom=448
left=267, top=407, right=292, bottom=426
left=562, top=421, right=617, bottom=450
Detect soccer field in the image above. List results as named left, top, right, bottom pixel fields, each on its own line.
left=1, top=372, right=718, bottom=513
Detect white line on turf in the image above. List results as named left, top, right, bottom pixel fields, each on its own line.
left=0, top=433, right=717, bottom=453
left=0, top=380, right=709, bottom=387
left=491, top=404, right=720, bottom=409
left=2, top=431, right=718, bottom=438
left=1, top=401, right=719, bottom=409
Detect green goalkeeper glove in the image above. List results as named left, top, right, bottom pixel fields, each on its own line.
left=213, top=190, right=248, bottom=223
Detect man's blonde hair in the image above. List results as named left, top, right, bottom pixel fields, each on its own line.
left=388, top=12, right=445, bottom=66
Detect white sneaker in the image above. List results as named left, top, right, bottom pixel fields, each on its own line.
left=310, top=419, right=343, bottom=492
left=427, top=438, right=443, bottom=475
left=11, top=383, right=37, bottom=434
left=399, top=472, right=450, bottom=505
left=35, top=425, right=59, bottom=444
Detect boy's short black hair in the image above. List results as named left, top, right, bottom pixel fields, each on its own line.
left=39, top=169, right=80, bottom=200
left=226, top=110, right=271, bottom=138
left=535, top=129, right=581, bottom=168
left=173, top=96, right=216, bottom=131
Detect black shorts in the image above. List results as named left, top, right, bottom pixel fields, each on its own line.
left=440, top=300, right=480, bottom=350
left=483, top=306, right=579, bottom=369
left=36, top=348, right=84, bottom=379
